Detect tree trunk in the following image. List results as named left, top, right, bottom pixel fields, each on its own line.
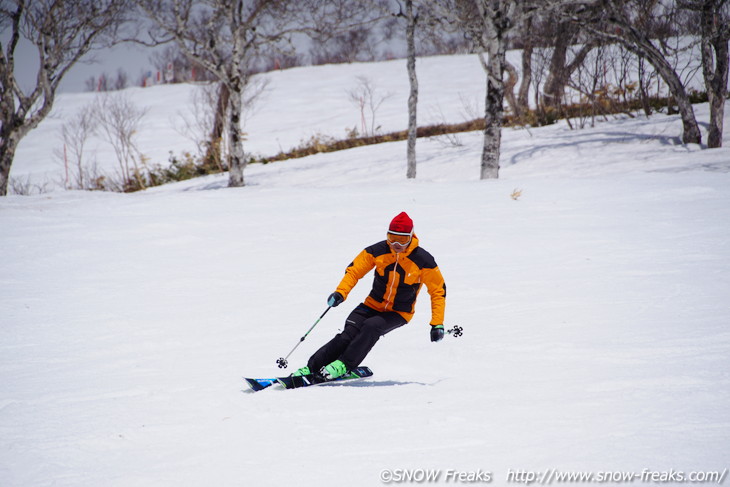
left=543, top=22, right=574, bottom=109
left=703, top=36, right=728, bottom=148
left=206, top=82, right=230, bottom=169
left=504, top=60, right=520, bottom=119
left=637, top=57, right=653, bottom=117
left=405, top=0, right=418, bottom=179
left=0, top=138, right=19, bottom=196
left=480, top=47, right=506, bottom=180
left=543, top=26, right=596, bottom=113
left=638, top=41, right=702, bottom=144
left=518, top=35, right=533, bottom=112
left=227, top=87, right=245, bottom=187
left=597, top=0, right=703, bottom=145
left=700, top=2, right=729, bottom=148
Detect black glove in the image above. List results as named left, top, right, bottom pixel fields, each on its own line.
left=327, top=292, right=344, bottom=307
left=430, top=324, right=445, bottom=342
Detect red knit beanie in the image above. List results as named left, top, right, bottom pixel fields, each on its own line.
left=389, top=212, right=413, bottom=235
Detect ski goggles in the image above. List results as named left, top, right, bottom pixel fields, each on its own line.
left=387, top=231, right=412, bottom=248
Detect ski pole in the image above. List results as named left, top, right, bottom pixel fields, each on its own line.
left=276, top=305, right=332, bottom=369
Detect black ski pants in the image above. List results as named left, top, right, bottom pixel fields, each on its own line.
left=307, top=303, right=407, bottom=373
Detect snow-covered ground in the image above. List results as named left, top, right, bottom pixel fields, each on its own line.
left=2, top=53, right=730, bottom=487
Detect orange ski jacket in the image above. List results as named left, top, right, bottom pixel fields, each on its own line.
left=334, top=235, right=446, bottom=325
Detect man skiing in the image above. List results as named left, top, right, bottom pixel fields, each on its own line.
left=294, top=211, right=447, bottom=381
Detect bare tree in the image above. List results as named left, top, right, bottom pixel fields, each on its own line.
left=539, top=6, right=599, bottom=111
left=516, top=16, right=534, bottom=113
left=586, top=0, right=703, bottom=144
left=93, top=92, right=149, bottom=190
left=453, top=0, right=527, bottom=179
left=138, top=0, right=382, bottom=188
left=680, top=0, right=729, bottom=148
left=347, top=76, right=394, bottom=136
left=567, top=43, right=610, bottom=128
left=55, top=104, right=97, bottom=189
left=427, top=0, right=566, bottom=178
left=439, top=0, right=600, bottom=178
left=0, top=0, right=130, bottom=196
left=137, top=1, right=282, bottom=187
left=393, top=0, right=419, bottom=179
left=394, top=0, right=463, bottom=178
left=502, top=16, right=536, bottom=121
left=173, top=83, right=219, bottom=161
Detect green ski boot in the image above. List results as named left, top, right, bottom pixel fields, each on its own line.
left=292, top=366, right=310, bottom=377
left=320, top=360, right=348, bottom=380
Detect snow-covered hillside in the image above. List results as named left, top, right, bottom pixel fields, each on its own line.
left=9, top=49, right=709, bottom=189
left=2, top=53, right=729, bottom=487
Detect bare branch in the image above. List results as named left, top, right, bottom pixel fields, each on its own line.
left=0, top=0, right=131, bottom=196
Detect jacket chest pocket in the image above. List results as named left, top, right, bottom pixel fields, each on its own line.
left=399, top=263, right=420, bottom=286
left=377, top=259, right=419, bottom=287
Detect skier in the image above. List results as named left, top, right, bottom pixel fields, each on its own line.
left=294, top=211, right=447, bottom=381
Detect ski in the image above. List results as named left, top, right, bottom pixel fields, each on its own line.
left=277, top=366, right=373, bottom=390
left=243, top=377, right=279, bottom=392
left=243, top=366, right=373, bottom=392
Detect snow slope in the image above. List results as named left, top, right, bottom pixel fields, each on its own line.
left=2, top=53, right=730, bottom=487
left=9, top=49, right=707, bottom=188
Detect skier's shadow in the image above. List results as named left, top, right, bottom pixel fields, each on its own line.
left=324, top=379, right=439, bottom=388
